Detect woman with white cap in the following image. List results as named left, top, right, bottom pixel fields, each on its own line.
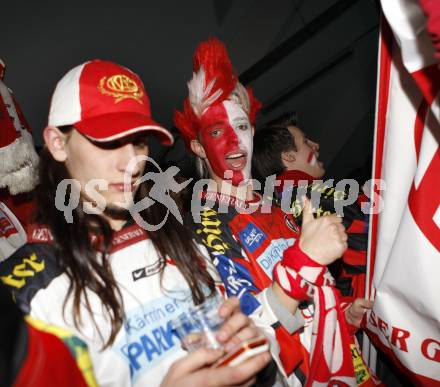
left=0, top=59, right=271, bottom=387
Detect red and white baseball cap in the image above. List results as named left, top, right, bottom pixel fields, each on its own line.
left=48, top=59, right=173, bottom=145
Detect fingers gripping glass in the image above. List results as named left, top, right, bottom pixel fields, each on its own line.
left=171, top=296, right=224, bottom=352
left=171, top=296, right=270, bottom=367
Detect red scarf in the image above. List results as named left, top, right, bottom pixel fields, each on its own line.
left=274, top=241, right=357, bottom=386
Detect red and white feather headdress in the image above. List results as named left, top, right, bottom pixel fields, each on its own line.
left=174, top=38, right=261, bottom=147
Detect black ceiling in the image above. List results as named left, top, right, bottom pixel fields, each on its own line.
left=1, top=0, right=379, bottom=179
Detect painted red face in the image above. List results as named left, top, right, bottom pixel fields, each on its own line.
left=199, top=100, right=253, bottom=185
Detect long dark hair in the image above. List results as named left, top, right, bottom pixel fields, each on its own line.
left=35, top=129, right=215, bottom=348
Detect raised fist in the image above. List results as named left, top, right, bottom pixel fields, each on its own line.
left=299, top=198, right=348, bottom=265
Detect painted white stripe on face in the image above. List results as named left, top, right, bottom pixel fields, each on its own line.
left=223, top=100, right=253, bottom=182
left=307, top=152, right=317, bottom=166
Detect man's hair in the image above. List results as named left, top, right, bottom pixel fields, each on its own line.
left=35, top=126, right=215, bottom=348
left=252, top=124, right=296, bottom=182
left=267, top=111, right=298, bottom=127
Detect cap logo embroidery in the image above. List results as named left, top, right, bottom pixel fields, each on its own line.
left=98, top=74, right=144, bottom=104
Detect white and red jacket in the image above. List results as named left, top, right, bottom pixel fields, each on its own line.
left=0, top=222, right=287, bottom=386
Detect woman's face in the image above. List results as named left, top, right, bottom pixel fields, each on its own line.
left=63, top=129, right=149, bottom=210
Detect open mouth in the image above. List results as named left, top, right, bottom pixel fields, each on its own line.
left=225, top=150, right=247, bottom=170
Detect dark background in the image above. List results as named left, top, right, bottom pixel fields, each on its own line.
left=1, top=0, right=379, bottom=179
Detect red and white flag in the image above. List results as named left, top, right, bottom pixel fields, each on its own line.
left=366, top=1, right=440, bottom=385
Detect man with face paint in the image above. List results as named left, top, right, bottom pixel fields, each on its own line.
left=252, top=113, right=369, bottom=304
left=196, top=99, right=253, bottom=186
left=175, top=39, right=374, bottom=386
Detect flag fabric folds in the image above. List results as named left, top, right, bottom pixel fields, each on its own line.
left=366, top=1, right=440, bottom=385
